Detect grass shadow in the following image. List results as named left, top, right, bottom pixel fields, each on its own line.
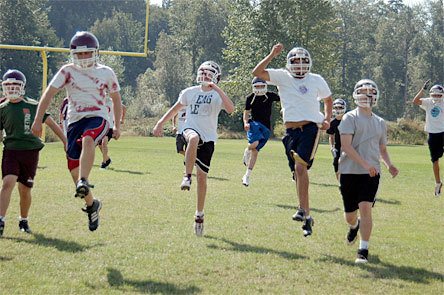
left=319, top=254, right=444, bottom=284
left=107, top=167, right=148, bottom=175
left=207, top=175, right=229, bottom=181
left=276, top=204, right=341, bottom=214
left=205, top=235, right=307, bottom=260
left=5, top=233, right=104, bottom=253
left=0, top=256, right=13, bottom=261
left=102, top=267, right=201, bottom=294
left=311, top=181, right=339, bottom=188
left=374, top=198, right=401, bottom=205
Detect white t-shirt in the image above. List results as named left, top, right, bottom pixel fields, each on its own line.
left=419, top=98, right=444, bottom=133
left=267, top=69, right=331, bottom=123
left=49, top=63, right=120, bottom=124
left=179, top=86, right=223, bottom=142
left=176, top=107, right=187, bottom=134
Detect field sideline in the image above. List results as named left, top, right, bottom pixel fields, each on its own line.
left=0, top=136, right=443, bottom=294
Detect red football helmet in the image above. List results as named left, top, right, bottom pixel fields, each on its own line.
left=70, top=31, right=99, bottom=68
left=2, top=69, right=26, bottom=99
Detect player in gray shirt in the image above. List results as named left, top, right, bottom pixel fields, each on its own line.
left=338, top=79, right=399, bottom=264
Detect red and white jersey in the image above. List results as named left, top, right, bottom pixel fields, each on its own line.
left=49, top=63, right=120, bottom=124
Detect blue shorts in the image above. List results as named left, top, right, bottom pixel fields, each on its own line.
left=282, top=122, right=320, bottom=171
left=247, top=121, right=271, bottom=151
left=67, top=117, right=109, bottom=170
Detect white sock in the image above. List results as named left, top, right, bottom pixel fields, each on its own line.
left=0, top=216, right=4, bottom=221
left=195, top=211, right=204, bottom=217
left=359, top=240, right=369, bottom=250
left=19, top=217, right=28, bottom=221
left=246, top=168, right=252, bottom=176
left=306, top=215, right=311, bottom=220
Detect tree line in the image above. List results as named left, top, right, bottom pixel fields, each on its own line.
left=0, top=0, right=442, bottom=132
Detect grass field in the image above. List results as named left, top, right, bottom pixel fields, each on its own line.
left=0, top=136, right=443, bottom=294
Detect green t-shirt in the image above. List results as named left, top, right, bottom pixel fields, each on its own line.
left=0, top=97, right=50, bottom=150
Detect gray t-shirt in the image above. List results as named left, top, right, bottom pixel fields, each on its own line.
left=338, top=108, right=387, bottom=174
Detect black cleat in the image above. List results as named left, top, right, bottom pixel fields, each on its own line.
left=82, top=199, right=102, bottom=231
left=75, top=178, right=92, bottom=198
left=355, top=248, right=369, bottom=264
left=292, top=207, right=305, bottom=222
left=346, top=219, right=360, bottom=245
left=0, top=219, right=4, bottom=237
left=302, top=217, right=314, bottom=237
left=100, top=158, right=112, bottom=169
left=19, top=220, right=32, bottom=233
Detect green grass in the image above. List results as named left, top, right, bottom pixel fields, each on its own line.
left=0, top=137, right=443, bottom=294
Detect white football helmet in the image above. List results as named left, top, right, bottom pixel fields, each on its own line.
left=196, top=61, right=221, bottom=86
left=429, top=84, right=444, bottom=103
left=2, top=69, right=26, bottom=99
left=286, top=47, right=311, bottom=78
left=353, top=79, right=379, bottom=108
left=332, top=98, right=347, bottom=116
left=252, top=77, right=267, bottom=96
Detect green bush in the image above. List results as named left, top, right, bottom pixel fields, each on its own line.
left=387, top=118, right=426, bottom=145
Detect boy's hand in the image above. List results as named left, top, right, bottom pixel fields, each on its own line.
left=31, top=121, right=42, bottom=137
left=388, top=165, right=399, bottom=178
left=112, top=128, right=121, bottom=140
left=153, top=122, right=164, bottom=137
left=244, top=123, right=250, bottom=131
left=271, top=43, right=284, bottom=57
left=422, top=79, right=431, bottom=91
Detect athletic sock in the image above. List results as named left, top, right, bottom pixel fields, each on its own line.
left=195, top=211, right=204, bottom=218
left=0, top=216, right=4, bottom=222
left=19, top=217, right=28, bottom=221
left=359, top=240, right=369, bottom=250
left=245, top=168, right=252, bottom=177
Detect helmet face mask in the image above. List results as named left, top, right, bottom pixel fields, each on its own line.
left=2, top=69, right=26, bottom=99
left=196, top=61, right=221, bottom=86
left=252, top=77, right=267, bottom=96
left=353, top=79, right=379, bottom=108
left=70, top=31, right=99, bottom=69
left=286, top=47, right=311, bottom=78
left=332, top=98, right=346, bottom=117
left=429, top=84, right=444, bottom=103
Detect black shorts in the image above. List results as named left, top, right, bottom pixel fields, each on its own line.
left=428, top=132, right=444, bottom=162
left=195, top=141, right=215, bottom=173
left=340, top=174, right=380, bottom=213
left=176, top=133, right=187, bottom=153
left=2, top=149, right=40, bottom=188
left=98, top=129, right=113, bottom=146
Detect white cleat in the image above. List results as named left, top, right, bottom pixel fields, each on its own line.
left=194, top=215, right=204, bottom=237
left=434, top=182, right=442, bottom=197
left=242, top=148, right=251, bottom=166
left=180, top=176, right=191, bottom=191
left=242, top=174, right=250, bottom=187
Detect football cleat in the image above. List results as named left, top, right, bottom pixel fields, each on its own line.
left=194, top=215, right=204, bottom=237
left=346, top=219, right=360, bottom=245
left=292, top=207, right=305, bottom=222
left=75, top=177, right=93, bottom=198
left=181, top=176, right=191, bottom=191
left=0, top=219, right=5, bottom=237
left=19, top=220, right=32, bottom=233
left=100, top=158, right=112, bottom=169
left=242, top=174, right=250, bottom=187
left=355, top=248, right=369, bottom=264
left=302, top=217, right=314, bottom=237
left=82, top=199, right=102, bottom=231
left=243, top=148, right=251, bottom=166
left=434, top=182, right=442, bottom=197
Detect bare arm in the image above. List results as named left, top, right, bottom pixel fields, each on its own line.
left=329, top=134, right=335, bottom=148
left=412, top=80, right=430, bottom=106
left=321, top=95, right=333, bottom=130
left=209, top=83, right=234, bottom=114
left=252, top=43, right=284, bottom=81
left=380, top=144, right=399, bottom=178
left=243, top=110, right=251, bottom=131
left=341, top=134, right=378, bottom=177
left=153, top=101, right=186, bottom=137
left=121, top=104, right=127, bottom=124
left=32, top=86, right=60, bottom=137
left=44, top=116, right=67, bottom=150
left=110, top=92, right=122, bottom=140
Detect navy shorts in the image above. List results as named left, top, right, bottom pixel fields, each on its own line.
left=176, top=133, right=187, bottom=153
left=428, top=132, right=444, bottom=162
left=247, top=121, right=270, bottom=151
left=2, top=149, right=40, bottom=188
left=67, top=117, right=109, bottom=170
left=340, top=174, right=380, bottom=212
left=282, top=122, right=320, bottom=171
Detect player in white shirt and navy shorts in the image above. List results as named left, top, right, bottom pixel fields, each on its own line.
left=153, top=61, right=234, bottom=237
left=32, top=31, right=123, bottom=232
left=412, top=80, right=444, bottom=196
left=253, top=43, right=333, bottom=237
